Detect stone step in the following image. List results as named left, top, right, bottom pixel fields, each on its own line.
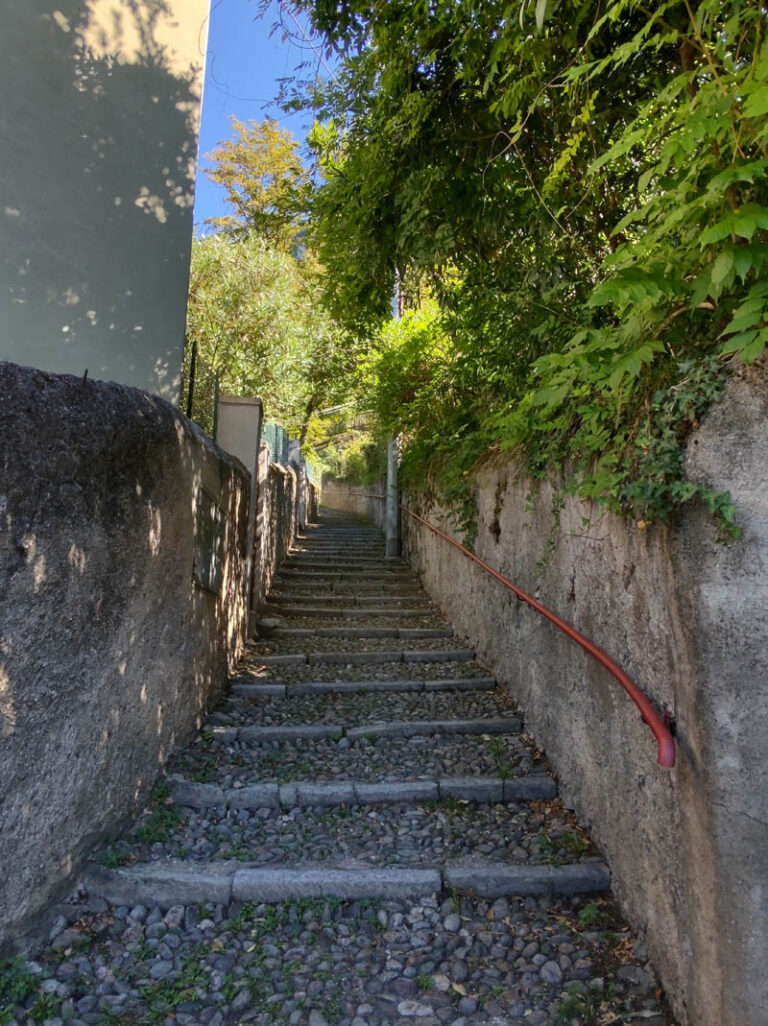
left=265, top=627, right=454, bottom=640
left=265, top=605, right=434, bottom=618
left=169, top=774, right=557, bottom=810
left=208, top=716, right=521, bottom=744
left=294, top=547, right=387, bottom=555
left=230, top=676, right=498, bottom=697
left=273, top=581, right=422, bottom=594
left=289, top=556, right=398, bottom=565
left=279, top=568, right=413, bottom=580
left=251, top=648, right=476, bottom=667
left=267, top=594, right=431, bottom=607
left=82, top=859, right=609, bottom=907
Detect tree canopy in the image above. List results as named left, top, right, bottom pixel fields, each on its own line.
left=187, top=115, right=357, bottom=458
left=204, top=117, right=309, bottom=246
left=287, top=0, right=768, bottom=532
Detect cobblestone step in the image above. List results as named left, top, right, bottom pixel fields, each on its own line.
left=83, top=859, right=610, bottom=908
left=230, top=676, right=497, bottom=696
left=168, top=774, right=558, bottom=810
left=267, top=593, right=432, bottom=607
left=264, top=626, right=454, bottom=639
left=264, top=605, right=436, bottom=619
left=25, top=509, right=668, bottom=1026
left=206, top=716, right=522, bottom=744
left=250, top=648, right=477, bottom=666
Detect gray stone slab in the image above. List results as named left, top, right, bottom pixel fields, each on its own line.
left=443, top=861, right=611, bottom=897
left=403, top=649, right=475, bottom=663
left=252, top=654, right=307, bottom=667
left=307, top=650, right=403, bottom=665
left=226, top=784, right=280, bottom=809
left=232, top=866, right=441, bottom=901
left=270, top=606, right=345, bottom=618
left=281, top=571, right=410, bottom=580
left=171, top=780, right=226, bottom=808
left=270, top=629, right=314, bottom=638
left=315, top=627, right=400, bottom=638
left=342, top=608, right=429, bottom=617
left=398, top=628, right=454, bottom=639
left=82, top=862, right=234, bottom=908
left=293, top=782, right=356, bottom=806
left=439, top=777, right=504, bottom=802
left=238, top=724, right=343, bottom=742
left=503, top=776, right=558, bottom=800
left=436, top=717, right=521, bottom=734
left=280, top=785, right=298, bottom=808
left=211, top=726, right=238, bottom=743
left=346, top=718, right=519, bottom=740
left=287, top=679, right=423, bottom=696
left=354, top=781, right=439, bottom=804
left=230, top=683, right=286, bottom=698
left=424, top=678, right=497, bottom=691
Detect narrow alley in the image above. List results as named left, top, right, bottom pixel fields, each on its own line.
left=3, top=511, right=672, bottom=1026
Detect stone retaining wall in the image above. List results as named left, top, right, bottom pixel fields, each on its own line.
left=403, top=357, right=768, bottom=1026
left=321, top=480, right=386, bottom=528
left=252, top=447, right=298, bottom=611
left=0, top=361, right=250, bottom=947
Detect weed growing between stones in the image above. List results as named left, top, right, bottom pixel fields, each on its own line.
left=553, top=981, right=614, bottom=1025
left=539, top=830, right=592, bottom=864
left=0, top=957, right=37, bottom=1024
left=132, top=782, right=183, bottom=845
left=486, top=735, right=516, bottom=779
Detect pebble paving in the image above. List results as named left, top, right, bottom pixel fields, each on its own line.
left=175, top=733, right=538, bottom=785
left=211, top=688, right=515, bottom=727
left=1, top=510, right=674, bottom=1026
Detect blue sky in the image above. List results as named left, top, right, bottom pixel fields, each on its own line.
left=193, top=0, right=333, bottom=231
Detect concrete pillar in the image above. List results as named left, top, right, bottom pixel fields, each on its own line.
left=386, top=436, right=401, bottom=559
left=287, top=440, right=306, bottom=533
left=216, top=395, right=263, bottom=633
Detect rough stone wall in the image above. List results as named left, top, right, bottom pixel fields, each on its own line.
left=253, top=446, right=298, bottom=611
left=307, top=482, right=320, bottom=524
left=403, top=357, right=768, bottom=1026
left=0, top=362, right=249, bottom=947
left=322, top=480, right=386, bottom=529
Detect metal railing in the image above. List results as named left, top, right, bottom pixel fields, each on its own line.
left=181, top=337, right=219, bottom=440
left=262, top=420, right=290, bottom=465
left=401, top=505, right=676, bottom=768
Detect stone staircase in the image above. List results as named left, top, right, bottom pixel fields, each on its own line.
left=3, top=510, right=670, bottom=1026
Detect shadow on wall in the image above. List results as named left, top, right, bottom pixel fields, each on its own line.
left=0, top=1, right=205, bottom=398
left=0, top=361, right=248, bottom=945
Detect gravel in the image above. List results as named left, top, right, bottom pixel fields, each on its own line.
left=2, top=892, right=669, bottom=1026
left=234, top=659, right=494, bottom=687
left=173, top=732, right=542, bottom=785
left=0, top=515, right=674, bottom=1026
left=211, top=687, right=516, bottom=728
left=98, top=795, right=597, bottom=869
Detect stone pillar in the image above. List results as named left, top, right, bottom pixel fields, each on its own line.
left=216, top=396, right=263, bottom=634
left=386, top=436, right=401, bottom=559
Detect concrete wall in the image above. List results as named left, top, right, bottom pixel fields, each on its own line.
left=322, top=479, right=386, bottom=529
left=0, top=1, right=210, bottom=400
left=402, top=356, right=768, bottom=1026
left=0, top=360, right=249, bottom=947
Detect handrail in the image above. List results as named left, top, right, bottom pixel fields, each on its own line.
left=401, top=505, right=675, bottom=768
